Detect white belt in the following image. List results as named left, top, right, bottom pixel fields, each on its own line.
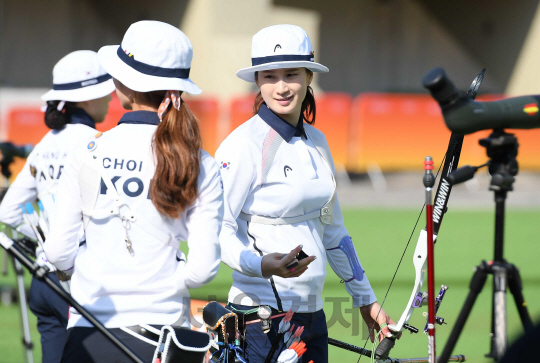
left=238, top=206, right=332, bottom=225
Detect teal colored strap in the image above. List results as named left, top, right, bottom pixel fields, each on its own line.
left=227, top=305, right=259, bottom=315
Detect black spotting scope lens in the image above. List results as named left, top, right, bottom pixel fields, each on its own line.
left=422, top=67, right=462, bottom=107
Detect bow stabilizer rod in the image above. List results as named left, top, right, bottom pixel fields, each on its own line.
left=424, top=156, right=436, bottom=363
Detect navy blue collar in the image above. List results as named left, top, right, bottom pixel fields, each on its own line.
left=69, top=108, right=96, bottom=129
left=258, top=103, right=306, bottom=142
left=118, top=111, right=160, bottom=126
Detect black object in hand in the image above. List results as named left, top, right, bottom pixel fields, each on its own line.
left=297, top=249, right=308, bottom=261
left=283, top=249, right=309, bottom=270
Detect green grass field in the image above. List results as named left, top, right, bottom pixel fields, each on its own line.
left=1, top=208, right=539, bottom=363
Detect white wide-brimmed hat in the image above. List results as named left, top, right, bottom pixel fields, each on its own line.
left=97, top=20, right=201, bottom=95
left=41, top=50, right=115, bottom=102
left=236, top=24, right=329, bottom=83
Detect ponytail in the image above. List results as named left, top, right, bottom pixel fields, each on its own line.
left=253, top=69, right=317, bottom=125
left=145, top=91, right=202, bottom=218
left=44, top=101, right=75, bottom=130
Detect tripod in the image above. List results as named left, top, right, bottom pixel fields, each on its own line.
left=440, top=129, right=534, bottom=362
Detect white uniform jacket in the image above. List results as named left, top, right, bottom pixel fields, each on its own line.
left=44, top=111, right=223, bottom=329
left=0, top=109, right=98, bottom=263
left=215, top=103, right=376, bottom=313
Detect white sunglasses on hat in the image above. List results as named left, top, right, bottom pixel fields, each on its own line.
left=41, top=50, right=115, bottom=102
left=97, top=20, right=201, bottom=95
left=236, top=24, right=329, bottom=83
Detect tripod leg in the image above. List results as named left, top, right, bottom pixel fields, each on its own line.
left=439, top=261, right=489, bottom=363
left=507, top=264, right=534, bottom=333
left=13, top=257, right=35, bottom=363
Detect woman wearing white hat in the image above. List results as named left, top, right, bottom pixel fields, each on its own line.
left=0, top=50, right=114, bottom=363
left=216, top=24, right=397, bottom=362
left=43, top=21, right=222, bottom=362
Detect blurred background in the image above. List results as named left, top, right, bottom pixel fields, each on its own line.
left=1, top=0, right=540, bottom=362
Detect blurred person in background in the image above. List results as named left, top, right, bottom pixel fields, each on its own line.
left=216, top=24, right=397, bottom=363
left=43, top=21, right=223, bottom=362
left=0, top=50, right=114, bottom=363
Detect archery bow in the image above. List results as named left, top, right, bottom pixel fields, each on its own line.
left=355, top=68, right=486, bottom=362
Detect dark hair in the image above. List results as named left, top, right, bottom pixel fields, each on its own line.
left=136, top=91, right=202, bottom=219
left=253, top=69, right=316, bottom=124
left=44, top=101, right=76, bottom=130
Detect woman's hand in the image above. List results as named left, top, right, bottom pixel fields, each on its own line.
left=359, top=301, right=401, bottom=343
left=261, top=245, right=316, bottom=278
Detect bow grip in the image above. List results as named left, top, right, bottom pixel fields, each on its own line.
left=374, top=336, right=396, bottom=360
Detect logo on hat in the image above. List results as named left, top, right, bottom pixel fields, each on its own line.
left=81, top=79, right=98, bottom=87
left=274, top=44, right=282, bottom=52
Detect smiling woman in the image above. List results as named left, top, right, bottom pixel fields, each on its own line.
left=253, top=68, right=316, bottom=126
left=215, top=24, right=397, bottom=363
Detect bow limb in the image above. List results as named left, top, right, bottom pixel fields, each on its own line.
left=389, top=230, right=434, bottom=334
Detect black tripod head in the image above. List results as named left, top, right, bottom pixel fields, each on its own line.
left=479, top=129, right=519, bottom=192
left=447, top=129, right=519, bottom=194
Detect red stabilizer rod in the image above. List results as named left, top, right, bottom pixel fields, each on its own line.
left=424, top=156, right=436, bottom=363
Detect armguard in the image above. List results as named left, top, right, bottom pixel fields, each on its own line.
left=326, top=236, right=364, bottom=282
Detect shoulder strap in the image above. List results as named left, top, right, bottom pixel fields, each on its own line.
left=304, top=125, right=336, bottom=225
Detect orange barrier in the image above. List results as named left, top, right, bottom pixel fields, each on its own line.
left=4, top=94, right=126, bottom=148
left=349, top=93, right=451, bottom=171
left=3, top=93, right=221, bottom=152
left=348, top=93, right=540, bottom=172
left=229, top=94, right=256, bottom=133
left=6, top=108, right=49, bottom=146
left=312, top=93, right=352, bottom=168
left=185, top=98, right=220, bottom=156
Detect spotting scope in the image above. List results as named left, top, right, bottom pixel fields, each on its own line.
left=423, top=68, right=540, bottom=134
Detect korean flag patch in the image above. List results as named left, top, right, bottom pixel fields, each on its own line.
left=220, top=161, right=230, bottom=170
